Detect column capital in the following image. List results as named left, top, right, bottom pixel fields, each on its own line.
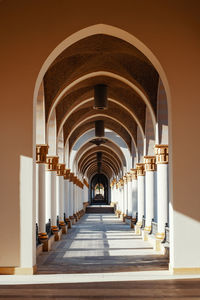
left=144, top=156, right=156, bottom=171
left=36, top=144, right=49, bottom=163
left=69, top=172, right=74, bottom=182
left=123, top=175, right=127, bottom=184
left=154, top=145, right=168, bottom=164
left=83, top=178, right=89, bottom=188
left=120, top=178, right=124, bottom=187
left=64, top=168, right=70, bottom=180
left=56, top=163, right=65, bottom=176
left=126, top=173, right=132, bottom=182
left=46, top=156, right=59, bottom=171
left=73, top=176, right=77, bottom=185
left=136, top=163, right=145, bottom=176
left=111, top=178, right=117, bottom=187
left=130, top=168, right=137, bottom=180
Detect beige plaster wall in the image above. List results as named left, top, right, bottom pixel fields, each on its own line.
left=0, top=0, right=199, bottom=268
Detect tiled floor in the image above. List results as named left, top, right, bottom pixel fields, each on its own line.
left=0, top=214, right=200, bottom=299
left=37, top=213, right=168, bottom=274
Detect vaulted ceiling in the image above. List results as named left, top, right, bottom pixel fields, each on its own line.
left=43, top=34, right=159, bottom=180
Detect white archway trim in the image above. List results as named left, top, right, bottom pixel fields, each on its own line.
left=88, top=171, right=110, bottom=182
left=69, top=130, right=130, bottom=171
left=34, top=23, right=170, bottom=123
left=73, top=143, right=125, bottom=175
left=48, top=71, right=155, bottom=132
left=85, top=162, right=115, bottom=177
left=65, top=114, right=136, bottom=154
left=70, top=127, right=131, bottom=161
left=57, top=96, right=145, bottom=140
left=80, top=154, right=121, bottom=174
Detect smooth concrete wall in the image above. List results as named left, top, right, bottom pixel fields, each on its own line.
left=0, top=0, right=200, bottom=270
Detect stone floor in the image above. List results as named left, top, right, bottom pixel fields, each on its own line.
left=0, top=213, right=200, bottom=299
left=37, top=213, right=168, bottom=274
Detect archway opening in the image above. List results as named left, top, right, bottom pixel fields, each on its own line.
left=90, top=174, right=108, bottom=204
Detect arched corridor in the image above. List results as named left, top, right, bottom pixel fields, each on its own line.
left=34, top=24, right=171, bottom=274
left=1, top=2, right=200, bottom=298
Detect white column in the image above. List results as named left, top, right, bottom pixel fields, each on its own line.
left=143, top=156, right=156, bottom=240
left=119, top=179, right=124, bottom=219
left=130, top=169, right=137, bottom=220
left=56, top=164, right=65, bottom=222
left=78, top=183, right=81, bottom=212
left=114, top=183, right=118, bottom=211
left=118, top=186, right=121, bottom=213
left=116, top=182, right=120, bottom=213
left=69, top=172, right=74, bottom=218
left=144, top=157, right=156, bottom=228
left=63, top=169, right=70, bottom=219
left=37, top=164, right=46, bottom=232
left=136, top=163, right=145, bottom=234
left=123, top=176, right=128, bottom=216
left=36, top=145, right=48, bottom=238
left=46, top=156, right=59, bottom=230
left=80, top=182, right=84, bottom=212
left=83, top=180, right=89, bottom=213
left=127, top=173, right=132, bottom=216
left=155, top=145, right=168, bottom=248
left=73, top=177, right=77, bottom=215
left=64, top=177, right=69, bottom=218
left=83, top=183, right=88, bottom=204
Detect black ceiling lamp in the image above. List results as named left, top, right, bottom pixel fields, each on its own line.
left=90, top=138, right=107, bottom=146
left=93, top=84, right=108, bottom=110
left=95, top=120, right=104, bottom=137
left=97, top=161, right=101, bottom=174
left=97, top=152, right=102, bottom=162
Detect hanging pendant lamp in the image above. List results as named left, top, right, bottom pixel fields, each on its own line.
left=97, top=161, right=101, bottom=174
left=94, top=84, right=108, bottom=110
left=95, top=120, right=104, bottom=137
left=97, top=152, right=102, bottom=162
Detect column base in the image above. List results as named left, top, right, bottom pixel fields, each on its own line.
left=135, top=222, right=142, bottom=235
left=69, top=216, right=75, bottom=225
left=73, top=213, right=78, bottom=222
left=130, top=218, right=136, bottom=229
left=38, top=232, right=48, bottom=242
left=80, top=209, right=84, bottom=216
left=116, top=210, right=121, bottom=218
left=59, top=221, right=67, bottom=234
left=154, top=232, right=165, bottom=251
left=122, top=214, right=127, bottom=222
left=41, top=234, right=55, bottom=252
left=65, top=218, right=72, bottom=228
left=53, top=229, right=62, bottom=241
left=51, top=226, right=61, bottom=241
left=142, top=226, right=151, bottom=241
